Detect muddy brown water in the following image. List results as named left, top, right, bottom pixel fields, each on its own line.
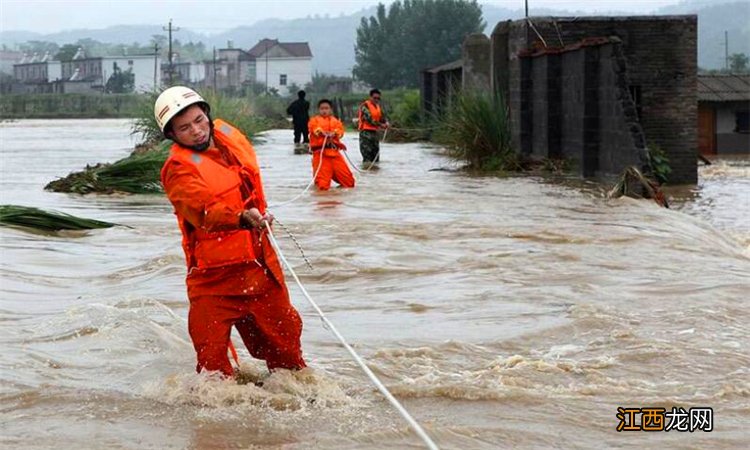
left=1, top=119, right=748, bottom=449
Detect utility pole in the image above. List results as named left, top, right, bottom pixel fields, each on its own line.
left=153, top=43, right=159, bottom=91
left=724, top=30, right=729, bottom=71
left=213, top=46, right=218, bottom=92
left=163, top=19, right=180, bottom=85
left=525, top=0, right=529, bottom=18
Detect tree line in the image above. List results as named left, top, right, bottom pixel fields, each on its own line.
left=354, top=0, right=484, bottom=89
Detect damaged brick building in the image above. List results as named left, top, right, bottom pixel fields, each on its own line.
left=422, top=16, right=698, bottom=184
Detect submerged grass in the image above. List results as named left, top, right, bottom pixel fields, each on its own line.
left=0, top=205, right=117, bottom=231
left=433, top=90, right=519, bottom=171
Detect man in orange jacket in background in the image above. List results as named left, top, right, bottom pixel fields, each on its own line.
left=358, top=88, right=388, bottom=164
left=156, top=86, right=306, bottom=378
left=308, top=99, right=355, bottom=191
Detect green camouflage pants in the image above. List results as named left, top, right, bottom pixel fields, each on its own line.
left=359, top=130, right=380, bottom=162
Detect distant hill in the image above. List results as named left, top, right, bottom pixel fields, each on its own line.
left=1, top=1, right=747, bottom=75
left=656, top=0, right=750, bottom=69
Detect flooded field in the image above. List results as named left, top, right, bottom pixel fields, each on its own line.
left=1, top=119, right=748, bottom=449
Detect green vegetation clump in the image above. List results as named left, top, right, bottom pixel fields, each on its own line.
left=0, top=205, right=117, bottom=231
left=433, top=90, right=519, bottom=171
left=647, top=144, right=671, bottom=185
left=45, top=140, right=172, bottom=194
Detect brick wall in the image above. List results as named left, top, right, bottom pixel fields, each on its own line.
left=496, top=16, right=697, bottom=184
left=519, top=39, right=651, bottom=179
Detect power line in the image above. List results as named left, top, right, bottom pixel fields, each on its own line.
left=153, top=42, right=159, bottom=90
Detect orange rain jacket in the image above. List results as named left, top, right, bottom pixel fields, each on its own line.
left=160, top=119, right=285, bottom=288
left=160, top=119, right=306, bottom=376
left=307, top=114, right=355, bottom=190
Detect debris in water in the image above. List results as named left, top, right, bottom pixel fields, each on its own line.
left=607, top=166, right=669, bottom=208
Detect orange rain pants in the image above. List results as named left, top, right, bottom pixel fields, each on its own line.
left=187, top=272, right=306, bottom=377
left=312, top=149, right=355, bottom=191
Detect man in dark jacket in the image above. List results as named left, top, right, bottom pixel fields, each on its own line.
left=287, top=90, right=310, bottom=147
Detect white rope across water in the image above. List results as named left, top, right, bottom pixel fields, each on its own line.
left=267, top=136, right=328, bottom=209
left=264, top=222, right=440, bottom=450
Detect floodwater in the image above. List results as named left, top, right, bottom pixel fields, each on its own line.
left=1, top=119, right=748, bottom=449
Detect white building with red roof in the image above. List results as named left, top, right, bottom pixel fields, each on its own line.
left=248, top=38, right=312, bottom=95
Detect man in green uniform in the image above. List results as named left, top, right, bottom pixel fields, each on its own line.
left=358, top=89, right=389, bottom=163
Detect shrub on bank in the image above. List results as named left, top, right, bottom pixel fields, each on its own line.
left=433, top=90, right=518, bottom=171
left=131, top=90, right=281, bottom=146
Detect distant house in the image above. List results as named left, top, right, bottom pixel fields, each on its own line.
left=162, top=61, right=206, bottom=85
left=248, top=39, right=312, bottom=95
left=698, top=74, right=750, bottom=155
left=60, top=50, right=160, bottom=93
left=11, top=52, right=63, bottom=93
left=202, top=45, right=255, bottom=92
left=13, top=52, right=61, bottom=84
left=0, top=50, right=24, bottom=76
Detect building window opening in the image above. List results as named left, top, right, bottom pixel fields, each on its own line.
left=736, top=110, right=750, bottom=133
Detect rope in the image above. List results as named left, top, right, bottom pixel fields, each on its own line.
left=342, top=150, right=365, bottom=174
left=264, top=222, right=440, bottom=450
left=273, top=217, right=314, bottom=271
left=268, top=136, right=327, bottom=209
left=526, top=18, right=548, bottom=48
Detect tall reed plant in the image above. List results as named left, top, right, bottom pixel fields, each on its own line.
left=433, top=89, right=518, bottom=171
left=131, top=90, right=277, bottom=146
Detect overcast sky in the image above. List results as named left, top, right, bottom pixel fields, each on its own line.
left=1, top=0, right=684, bottom=34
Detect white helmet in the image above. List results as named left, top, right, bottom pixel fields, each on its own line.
left=154, top=86, right=209, bottom=133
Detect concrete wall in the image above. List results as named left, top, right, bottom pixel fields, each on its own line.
left=505, top=16, right=698, bottom=184
left=462, top=34, right=491, bottom=91
left=560, top=50, right=585, bottom=170
left=520, top=40, right=649, bottom=179
left=530, top=55, right=548, bottom=159
left=421, top=64, right=462, bottom=116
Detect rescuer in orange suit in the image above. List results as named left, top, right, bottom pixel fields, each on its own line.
left=307, top=99, right=355, bottom=191
left=156, top=86, right=306, bottom=378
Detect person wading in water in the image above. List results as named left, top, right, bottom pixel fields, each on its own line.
left=157, top=86, right=306, bottom=378
left=308, top=98, right=355, bottom=190
left=358, top=88, right=389, bottom=164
